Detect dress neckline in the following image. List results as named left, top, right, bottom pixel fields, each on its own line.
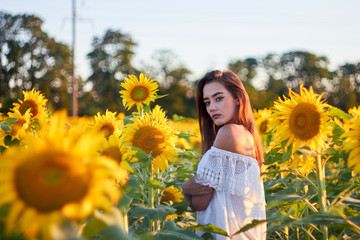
left=210, top=146, right=256, bottom=161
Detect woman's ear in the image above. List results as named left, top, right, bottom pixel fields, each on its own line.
left=235, top=99, right=240, bottom=105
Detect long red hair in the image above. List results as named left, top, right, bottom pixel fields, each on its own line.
left=196, top=70, right=264, bottom=167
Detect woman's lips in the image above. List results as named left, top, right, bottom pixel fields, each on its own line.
left=212, top=114, right=221, bottom=119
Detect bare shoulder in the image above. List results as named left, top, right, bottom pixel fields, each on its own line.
left=213, top=124, right=255, bottom=157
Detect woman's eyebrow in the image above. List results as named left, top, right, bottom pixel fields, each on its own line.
left=203, top=92, right=224, bottom=101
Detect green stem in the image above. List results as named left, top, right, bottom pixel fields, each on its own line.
left=315, top=154, right=328, bottom=240
left=280, top=171, right=290, bottom=240
left=148, top=165, right=155, bottom=231
left=303, top=185, right=310, bottom=240
left=119, top=209, right=129, bottom=233
left=284, top=226, right=289, bottom=240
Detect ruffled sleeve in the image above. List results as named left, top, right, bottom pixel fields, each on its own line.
left=194, top=146, right=266, bottom=204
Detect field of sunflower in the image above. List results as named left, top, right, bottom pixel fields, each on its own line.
left=0, top=73, right=359, bottom=240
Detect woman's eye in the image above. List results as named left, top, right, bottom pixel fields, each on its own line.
left=204, top=102, right=210, bottom=106
left=216, top=97, right=223, bottom=101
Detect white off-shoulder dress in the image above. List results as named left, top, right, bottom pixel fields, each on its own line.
left=194, top=146, right=266, bottom=240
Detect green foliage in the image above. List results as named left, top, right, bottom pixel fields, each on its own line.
left=139, top=221, right=201, bottom=240
left=0, top=11, right=72, bottom=112
left=0, top=205, right=25, bottom=240
left=89, top=226, right=136, bottom=240
left=232, top=220, right=267, bottom=237
left=0, top=117, right=18, bottom=132
left=85, top=29, right=138, bottom=115
left=328, top=107, right=353, bottom=120
left=129, top=205, right=176, bottom=222
left=264, top=142, right=360, bottom=240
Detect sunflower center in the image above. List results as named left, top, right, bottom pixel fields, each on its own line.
left=101, top=146, right=122, bottom=164
left=19, top=100, right=38, bottom=117
left=14, top=152, right=91, bottom=213
left=289, top=102, right=321, bottom=141
left=100, top=124, right=115, bottom=138
left=259, top=120, right=268, bottom=134
left=130, top=86, right=149, bottom=102
left=161, top=191, right=175, bottom=203
left=132, top=126, right=165, bottom=158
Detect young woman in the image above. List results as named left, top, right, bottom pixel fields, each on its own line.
left=182, top=70, right=266, bottom=239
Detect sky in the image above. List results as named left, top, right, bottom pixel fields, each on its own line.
left=1, top=0, right=360, bottom=88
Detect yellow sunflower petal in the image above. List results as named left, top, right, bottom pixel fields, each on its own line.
left=0, top=110, right=125, bottom=238
left=270, top=84, right=332, bottom=152
left=11, top=89, right=48, bottom=123
left=120, top=73, right=159, bottom=111
left=342, top=116, right=360, bottom=173
left=121, top=106, right=177, bottom=172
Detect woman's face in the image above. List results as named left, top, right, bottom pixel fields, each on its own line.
left=203, top=81, right=238, bottom=126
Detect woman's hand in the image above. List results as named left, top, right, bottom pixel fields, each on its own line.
left=182, top=177, right=214, bottom=196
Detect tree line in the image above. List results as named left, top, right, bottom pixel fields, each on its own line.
left=1, top=11, right=359, bottom=118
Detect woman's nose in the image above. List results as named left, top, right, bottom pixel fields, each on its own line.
left=208, top=102, right=217, bottom=111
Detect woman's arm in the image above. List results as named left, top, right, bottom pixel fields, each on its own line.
left=182, top=177, right=214, bottom=211
left=190, top=192, right=214, bottom=211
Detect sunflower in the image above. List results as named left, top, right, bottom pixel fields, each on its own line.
left=92, top=110, right=122, bottom=139
left=0, top=111, right=124, bottom=239
left=160, top=186, right=183, bottom=204
left=269, top=84, right=332, bottom=152
left=99, top=135, right=133, bottom=173
left=12, top=89, right=48, bottom=122
left=121, top=106, right=177, bottom=172
left=119, top=73, right=159, bottom=111
left=254, top=108, right=272, bottom=144
left=0, top=108, right=31, bottom=142
left=99, top=135, right=123, bottom=164
left=342, top=117, right=360, bottom=174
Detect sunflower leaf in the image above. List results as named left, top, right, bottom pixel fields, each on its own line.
left=0, top=145, right=6, bottom=153
left=296, top=147, right=321, bottom=156
left=231, top=219, right=267, bottom=237
left=139, top=228, right=202, bottom=240
left=155, top=94, right=168, bottom=99
left=92, top=225, right=136, bottom=240
left=3, top=117, right=18, bottom=124
left=4, top=136, right=20, bottom=146
left=145, top=179, right=165, bottom=189
left=0, top=122, right=11, bottom=132
left=332, top=122, right=345, bottom=139
left=172, top=114, right=196, bottom=122
left=188, top=223, right=229, bottom=236
left=328, top=107, right=352, bottom=120
left=129, top=204, right=176, bottom=222
left=131, top=147, right=151, bottom=162
left=81, top=208, right=132, bottom=239
left=143, top=104, right=151, bottom=113
left=281, top=147, right=292, bottom=163
left=121, top=175, right=143, bottom=201
left=281, top=140, right=288, bottom=149
left=123, top=115, right=134, bottom=125
left=265, top=147, right=283, bottom=165
left=80, top=214, right=107, bottom=239
left=178, top=131, right=195, bottom=142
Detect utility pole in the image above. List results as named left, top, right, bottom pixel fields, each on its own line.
left=71, top=0, right=78, bottom=116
